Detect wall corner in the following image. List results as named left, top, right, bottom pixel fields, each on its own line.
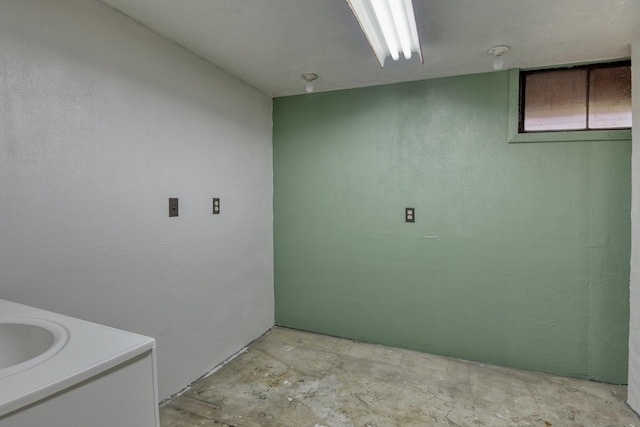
left=628, top=30, right=640, bottom=411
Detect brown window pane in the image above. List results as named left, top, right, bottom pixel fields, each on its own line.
left=588, top=66, right=631, bottom=129
left=524, top=69, right=588, bottom=131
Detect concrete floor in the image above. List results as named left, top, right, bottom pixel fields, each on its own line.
left=160, top=327, right=640, bottom=427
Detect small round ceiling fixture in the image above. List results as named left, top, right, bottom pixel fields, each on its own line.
left=487, top=45, right=510, bottom=70
left=301, top=73, right=318, bottom=93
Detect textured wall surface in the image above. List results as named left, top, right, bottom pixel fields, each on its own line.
left=628, top=34, right=640, bottom=410
left=274, top=71, right=631, bottom=383
left=0, top=0, right=273, bottom=399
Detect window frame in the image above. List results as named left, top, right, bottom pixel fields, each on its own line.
left=507, top=62, right=632, bottom=144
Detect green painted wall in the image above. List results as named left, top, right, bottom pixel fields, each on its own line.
left=273, top=71, right=631, bottom=383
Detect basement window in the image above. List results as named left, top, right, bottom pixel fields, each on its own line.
left=507, top=61, right=632, bottom=143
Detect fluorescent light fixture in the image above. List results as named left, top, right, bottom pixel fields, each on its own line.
left=346, top=0, right=422, bottom=67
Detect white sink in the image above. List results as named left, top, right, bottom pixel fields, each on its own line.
left=0, top=318, right=68, bottom=379
left=0, top=300, right=158, bottom=426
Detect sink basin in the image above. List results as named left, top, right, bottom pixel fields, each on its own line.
left=0, top=318, right=68, bottom=379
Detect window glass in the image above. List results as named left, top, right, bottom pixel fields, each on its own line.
left=523, top=69, right=587, bottom=131
left=588, top=65, right=632, bottom=129
left=520, top=61, right=631, bottom=133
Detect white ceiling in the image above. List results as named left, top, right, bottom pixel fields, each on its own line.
left=100, top=0, right=638, bottom=98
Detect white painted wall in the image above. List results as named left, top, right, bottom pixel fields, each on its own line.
left=0, top=0, right=274, bottom=399
left=629, top=32, right=640, bottom=412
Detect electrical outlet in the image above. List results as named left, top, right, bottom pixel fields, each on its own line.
left=405, top=207, right=415, bottom=223
left=169, top=198, right=179, bottom=217
left=213, top=198, right=220, bottom=214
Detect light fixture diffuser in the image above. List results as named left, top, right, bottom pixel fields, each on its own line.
left=301, top=73, right=318, bottom=93
left=347, top=0, right=422, bottom=67
left=488, top=45, right=509, bottom=70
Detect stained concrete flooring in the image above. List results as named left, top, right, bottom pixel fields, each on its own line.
left=160, top=327, right=640, bottom=427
